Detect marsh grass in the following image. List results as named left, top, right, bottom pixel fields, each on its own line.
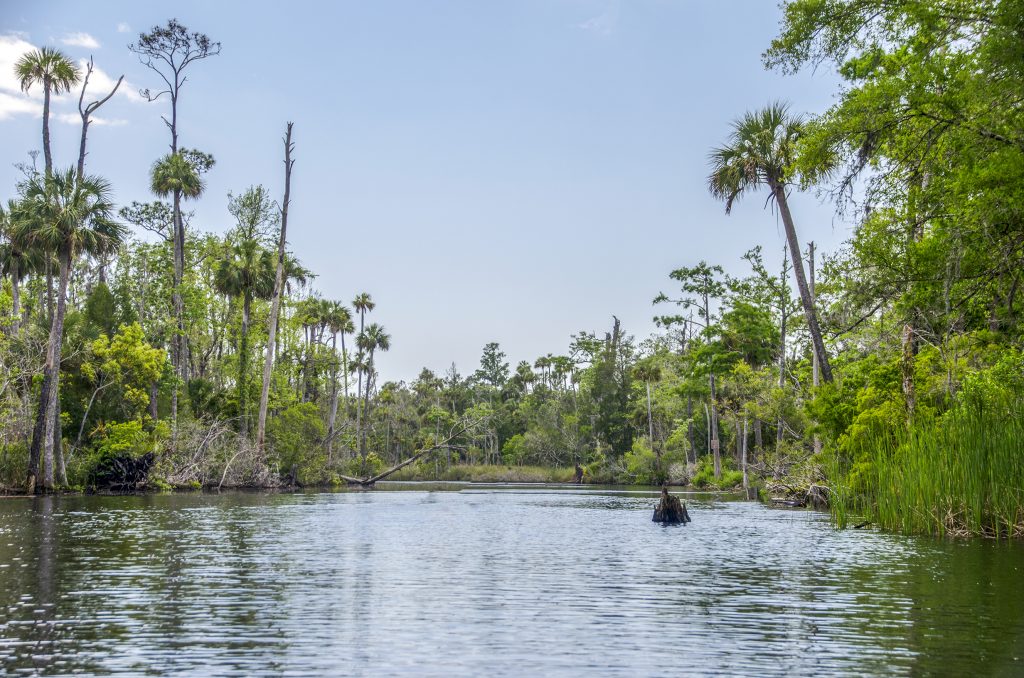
left=832, top=393, right=1024, bottom=538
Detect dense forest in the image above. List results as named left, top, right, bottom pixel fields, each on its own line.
left=2, top=2, right=1023, bottom=538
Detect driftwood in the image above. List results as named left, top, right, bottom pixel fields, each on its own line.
left=653, top=487, right=690, bottom=525
left=342, top=418, right=484, bottom=487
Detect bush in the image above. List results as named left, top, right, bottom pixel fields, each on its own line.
left=691, top=455, right=743, bottom=489
left=82, top=420, right=166, bottom=489
left=267, top=403, right=326, bottom=484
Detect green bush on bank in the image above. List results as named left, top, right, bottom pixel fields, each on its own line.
left=829, top=352, right=1024, bottom=538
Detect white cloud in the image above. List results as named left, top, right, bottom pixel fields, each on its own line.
left=56, top=112, right=127, bottom=127
left=0, top=91, right=37, bottom=120
left=579, top=1, right=620, bottom=36
left=61, top=32, right=100, bottom=49
left=116, top=23, right=131, bottom=34
left=0, top=33, right=41, bottom=121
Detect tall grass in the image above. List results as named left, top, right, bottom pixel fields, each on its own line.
left=831, top=393, right=1024, bottom=538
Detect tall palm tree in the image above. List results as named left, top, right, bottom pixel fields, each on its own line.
left=213, top=238, right=276, bottom=435
left=151, top=152, right=205, bottom=423
left=708, top=102, right=833, bottom=382
left=357, top=323, right=390, bottom=462
left=15, top=169, right=124, bottom=492
left=15, top=47, right=81, bottom=174
left=324, top=302, right=354, bottom=460
left=351, top=292, right=375, bottom=454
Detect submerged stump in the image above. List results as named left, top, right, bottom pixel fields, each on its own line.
left=653, top=487, right=690, bottom=525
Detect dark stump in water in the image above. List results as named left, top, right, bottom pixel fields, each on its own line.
left=653, top=487, right=690, bottom=524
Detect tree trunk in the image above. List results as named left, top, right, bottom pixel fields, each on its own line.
left=257, top=123, right=294, bottom=453
left=326, top=333, right=340, bottom=461
left=239, top=293, right=251, bottom=437
left=171, top=188, right=183, bottom=430
left=686, top=393, right=694, bottom=465
left=772, top=183, right=833, bottom=382
left=31, top=249, right=71, bottom=492
left=42, top=84, right=52, bottom=174
left=361, top=353, right=374, bottom=462
left=710, top=374, right=720, bottom=479
left=9, top=262, right=19, bottom=335
left=777, top=252, right=787, bottom=451
left=809, top=241, right=823, bottom=455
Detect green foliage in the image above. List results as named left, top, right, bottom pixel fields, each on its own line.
left=266, top=403, right=326, bottom=482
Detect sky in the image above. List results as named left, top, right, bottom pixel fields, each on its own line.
left=0, top=0, right=852, bottom=383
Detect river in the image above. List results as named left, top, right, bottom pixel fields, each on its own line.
left=0, top=484, right=1021, bottom=676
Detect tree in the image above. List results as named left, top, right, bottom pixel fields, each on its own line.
left=656, top=262, right=726, bottom=477
left=214, top=238, right=276, bottom=436
left=15, top=47, right=81, bottom=174
left=357, top=323, right=391, bottom=462
left=351, top=292, right=375, bottom=455
left=15, top=170, right=125, bottom=492
left=633, top=360, right=662, bottom=454
left=324, top=302, right=354, bottom=460
left=0, top=200, right=42, bottom=335
left=257, top=123, right=295, bottom=453
left=150, top=150, right=212, bottom=424
left=77, top=57, right=124, bottom=180
left=473, top=342, right=510, bottom=389
left=708, top=102, right=834, bottom=382
left=132, top=19, right=220, bottom=426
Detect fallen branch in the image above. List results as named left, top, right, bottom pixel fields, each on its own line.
left=346, top=416, right=486, bottom=486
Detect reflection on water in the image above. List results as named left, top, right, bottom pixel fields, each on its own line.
left=0, top=486, right=1022, bottom=676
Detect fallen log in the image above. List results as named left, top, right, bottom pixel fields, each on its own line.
left=653, top=487, right=690, bottom=525
left=342, top=417, right=485, bottom=487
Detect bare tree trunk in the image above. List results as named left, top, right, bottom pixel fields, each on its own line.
left=777, top=250, right=787, bottom=451
left=239, top=293, right=251, bottom=437
left=9, top=263, right=19, bottom=335
left=772, top=183, right=833, bottom=382
left=809, top=241, right=822, bottom=455
left=326, top=334, right=340, bottom=462
left=256, top=123, right=295, bottom=454
left=171, top=188, right=183, bottom=431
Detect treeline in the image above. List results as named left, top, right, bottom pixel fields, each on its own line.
left=2, top=4, right=1024, bottom=538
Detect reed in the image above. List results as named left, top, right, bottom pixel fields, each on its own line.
left=831, top=392, right=1024, bottom=538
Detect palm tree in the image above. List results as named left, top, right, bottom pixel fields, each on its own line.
left=213, top=238, right=276, bottom=435
left=15, top=169, right=124, bottom=492
left=708, top=102, right=833, bottom=382
left=15, top=47, right=81, bottom=174
left=324, top=302, right=354, bottom=460
left=357, top=323, right=390, bottom=462
left=151, top=152, right=205, bottom=424
left=0, top=200, right=43, bottom=335
left=351, top=292, right=375, bottom=453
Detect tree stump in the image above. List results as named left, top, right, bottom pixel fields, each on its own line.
left=653, top=487, right=690, bottom=524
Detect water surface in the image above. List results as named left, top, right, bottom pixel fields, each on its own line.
left=0, top=484, right=1022, bottom=676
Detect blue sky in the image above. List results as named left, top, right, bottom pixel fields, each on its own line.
left=1, top=1, right=850, bottom=382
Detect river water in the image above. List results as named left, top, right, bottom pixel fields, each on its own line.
left=0, top=485, right=1021, bottom=676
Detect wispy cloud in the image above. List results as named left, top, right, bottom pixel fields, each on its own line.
left=578, top=0, right=620, bottom=37
left=116, top=22, right=131, bottom=34
left=56, top=111, right=127, bottom=127
left=61, top=32, right=100, bottom=49
left=0, top=91, right=37, bottom=120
